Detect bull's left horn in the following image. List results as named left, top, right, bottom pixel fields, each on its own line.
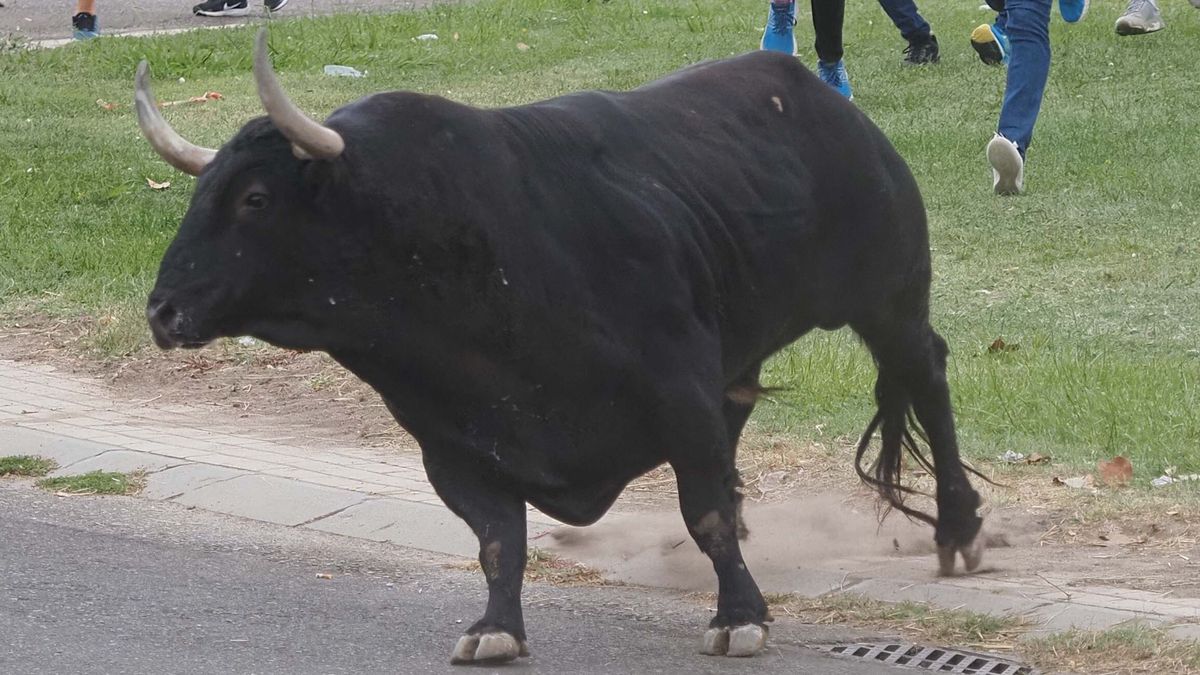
left=135, top=61, right=217, bottom=176
left=253, top=29, right=345, bottom=160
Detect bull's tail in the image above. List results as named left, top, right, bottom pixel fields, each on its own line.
left=854, top=376, right=992, bottom=527
left=854, top=390, right=937, bottom=527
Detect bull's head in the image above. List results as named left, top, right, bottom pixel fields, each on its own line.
left=141, top=30, right=356, bottom=351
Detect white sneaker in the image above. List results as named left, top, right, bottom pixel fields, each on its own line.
left=987, top=134, right=1024, bottom=195
left=1115, top=0, right=1164, bottom=35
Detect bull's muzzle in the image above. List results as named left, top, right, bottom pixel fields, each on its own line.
left=146, top=297, right=208, bottom=350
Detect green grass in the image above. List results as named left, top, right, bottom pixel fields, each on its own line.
left=1022, top=626, right=1200, bottom=674
left=1, top=0, right=1198, bottom=479
left=36, top=470, right=145, bottom=495
left=767, top=592, right=1026, bottom=646
left=0, top=455, right=57, bottom=477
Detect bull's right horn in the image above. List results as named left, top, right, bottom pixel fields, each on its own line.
left=134, top=61, right=217, bottom=176
left=253, top=29, right=345, bottom=160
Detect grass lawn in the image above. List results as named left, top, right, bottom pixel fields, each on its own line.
left=1, top=0, right=1197, bottom=482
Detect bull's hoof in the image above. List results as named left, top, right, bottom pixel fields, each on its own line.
left=937, top=536, right=985, bottom=576
left=450, top=632, right=527, bottom=665
left=700, top=624, right=767, bottom=657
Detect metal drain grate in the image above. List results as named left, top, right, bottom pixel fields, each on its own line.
left=815, top=642, right=1035, bottom=675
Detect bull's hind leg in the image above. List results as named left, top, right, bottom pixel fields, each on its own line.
left=668, top=393, right=770, bottom=657
left=723, top=364, right=764, bottom=541
left=423, top=451, right=530, bottom=665
left=856, top=319, right=985, bottom=576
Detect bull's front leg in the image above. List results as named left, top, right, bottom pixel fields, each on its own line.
left=674, top=462, right=772, bottom=657
left=422, top=450, right=530, bottom=665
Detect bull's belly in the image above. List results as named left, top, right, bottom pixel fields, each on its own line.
left=522, top=459, right=660, bottom=526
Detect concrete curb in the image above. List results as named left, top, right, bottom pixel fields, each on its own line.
left=0, top=359, right=557, bottom=559
left=3, top=358, right=1198, bottom=640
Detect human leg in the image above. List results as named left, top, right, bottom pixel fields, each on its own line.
left=812, top=0, right=853, bottom=97
left=72, top=0, right=99, bottom=39
left=996, top=0, right=1052, bottom=158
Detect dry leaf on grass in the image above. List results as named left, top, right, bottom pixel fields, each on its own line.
left=998, top=451, right=1051, bottom=465
left=1098, top=456, right=1133, bottom=488
left=987, top=337, right=1019, bottom=354
left=159, top=91, right=224, bottom=108
left=146, top=178, right=171, bottom=191
left=96, top=99, right=118, bottom=111
left=516, top=42, right=531, bottom=51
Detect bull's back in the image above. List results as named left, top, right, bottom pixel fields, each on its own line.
left=498, top=52, right=930, bottom=372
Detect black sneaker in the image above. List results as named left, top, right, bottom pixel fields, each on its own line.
left=903, top=34, right=939, bottom=65
left=193, top=0, right=249, bottom=16
left=265, top=0, right=288, bottom=11
left=72, top=12, right=100, bottom=39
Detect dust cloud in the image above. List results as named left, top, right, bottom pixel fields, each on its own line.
left=543, top=494, right=941, bottom=592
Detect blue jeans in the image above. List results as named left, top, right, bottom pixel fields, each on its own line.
left=876, top=0, right=931, bottom=42
left=995, top=0, right=1052, bottom=157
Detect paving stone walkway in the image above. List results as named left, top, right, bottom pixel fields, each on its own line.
left=2, top=357, right=1198, bottom=643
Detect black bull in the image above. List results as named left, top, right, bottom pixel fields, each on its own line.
left=138, top=31, right=984, bottom=664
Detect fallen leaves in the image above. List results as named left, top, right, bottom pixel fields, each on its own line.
left=1053, top=456, right=1137, bottom=492
left=161, top=91, right=223, bottom=108
left=1098, top=456, right=1133, bottom=488
left=96, top=90, right=224, bottom=112
left=145, top=178, right=170, bottom=191
left=987, top=337, right=1019, bottom=354
left=998, top=450, right=1052, bottom=465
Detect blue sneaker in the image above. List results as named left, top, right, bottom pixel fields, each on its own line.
left=760, top=1, right=796, bottom=55
left=970, top=23, right=1009, bottom=66
left=71, top=12, right=99, bottom=40
left=1059, top=0, right=1089, bottom=23
left=817, top=60, right=853, bottom=99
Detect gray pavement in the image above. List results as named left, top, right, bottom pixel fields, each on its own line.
left=0, top=481, right=900, bottom=674
left=0, top=0, right=435, bottom=45
left=2, top=356, right=1199, bottom=650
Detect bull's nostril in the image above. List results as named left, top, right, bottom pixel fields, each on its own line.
left=147, top=301, right=179, bottom=332
left=146, top=300, right=185, bottom=349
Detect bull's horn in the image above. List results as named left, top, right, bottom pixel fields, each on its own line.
left=134, top=61, right=217, bottom=176
left=253, top=29, right=345, bottom=160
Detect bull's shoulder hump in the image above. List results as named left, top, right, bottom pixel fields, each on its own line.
left=639, top=51, right=810, bottom=91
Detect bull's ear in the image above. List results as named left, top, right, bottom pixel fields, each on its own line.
left=299, top=158, right=344, bottom=205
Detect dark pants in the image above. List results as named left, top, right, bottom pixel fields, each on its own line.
left=996, top=0, right=1052, bottom=155
left=809, top=0, right=845, bottom=64
left=877, top=0, right=932, bottom=42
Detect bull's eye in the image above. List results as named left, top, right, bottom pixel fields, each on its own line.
left=244, top=192, right=269, bottom=210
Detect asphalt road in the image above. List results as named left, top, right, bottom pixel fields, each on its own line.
left=0, top=480, right=901, bottom=674
left=1, top=0, right=434, bottom=41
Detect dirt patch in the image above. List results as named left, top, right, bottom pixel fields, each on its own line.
left=0, top=316, right=410, bottom=451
